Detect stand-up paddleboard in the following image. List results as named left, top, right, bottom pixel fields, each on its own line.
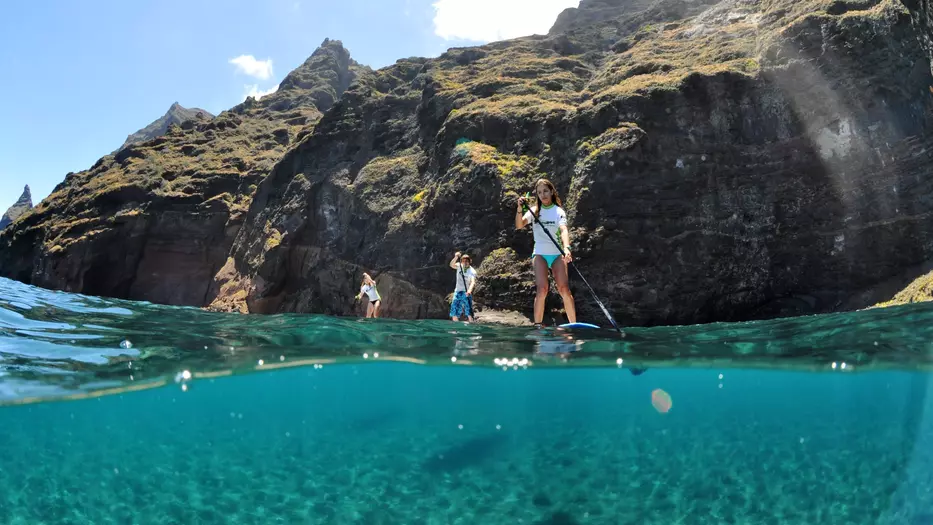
left=558, top=322, right=600, bottom=329
left=552, top=322, right=646, bottom=375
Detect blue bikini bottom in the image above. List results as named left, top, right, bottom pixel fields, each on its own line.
left=533, top=254, right=561, bottom=269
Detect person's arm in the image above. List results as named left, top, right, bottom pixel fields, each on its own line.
left=559, top=225, right=572, bottom=252
left=466, top=269, right=477, bottom=295
left=449, top=251, right=461, bottom=269
left=559, top=214, right=573, bottom=262
left=515, top=196, right=531, bottom=229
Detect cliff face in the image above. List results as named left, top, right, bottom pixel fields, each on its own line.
left=0, top=40, right=370, bottom=307
left=209, top=0, right=933, bottom=324
left=119, top=103, right=214, bottom=151
left=0, top=186, right=33, bottom=230
left=3, top=1, right=933, bottom=326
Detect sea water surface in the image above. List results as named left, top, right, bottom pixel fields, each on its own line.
left=1, top=276, right=933, bottom=524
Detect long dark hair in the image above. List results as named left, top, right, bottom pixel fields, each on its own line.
left=534, top=178, right=563, bottom=211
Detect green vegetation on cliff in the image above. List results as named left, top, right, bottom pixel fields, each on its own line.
left=875, top=269, right=933, bottom=307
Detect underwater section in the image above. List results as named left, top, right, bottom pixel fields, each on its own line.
left=1, top=363, right=932, bottom=524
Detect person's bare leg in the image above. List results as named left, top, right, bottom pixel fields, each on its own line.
left=552, top=258, right=577, bottom=324
left=366, top=302, right=374, bottom=318
left=373, top=301, right=381, bottom=318
left=533, top=256, right=550, bottom=324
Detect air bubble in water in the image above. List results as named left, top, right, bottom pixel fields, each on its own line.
left=120, top=340, right=132, bottom=349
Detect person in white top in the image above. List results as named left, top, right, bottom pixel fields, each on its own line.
left=514, top=178, right=577, bottom=326
left=354, top=272, right=382, bottom=318
left=448, top=251, right=477, bottom=322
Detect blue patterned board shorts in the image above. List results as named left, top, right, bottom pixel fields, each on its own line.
left=449, top=291, right=474, bottom=318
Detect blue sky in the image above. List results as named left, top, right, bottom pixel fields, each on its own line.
left=0, top=0, right=579, bottom=211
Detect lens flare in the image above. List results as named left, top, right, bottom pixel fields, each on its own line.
left=651, top=389, right=672, bottom=414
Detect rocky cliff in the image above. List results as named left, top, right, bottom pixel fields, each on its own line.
left=0, top=39, right=369, bottom=307
left=119, top=103, right=214, bottom=151
left=0, top=186, right=33, bottom=230
left=206, top=0, right=933, bottom=325
left=2, top=1, right=933, bottom=327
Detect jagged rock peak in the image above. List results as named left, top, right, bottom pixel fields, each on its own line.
left=15, top=185, right=31, bottom=205
left=276, top=37, right=371, bottom=112
left=0, top=185, right=33, bottom=230
left=120, top=103, right=214, bottom=151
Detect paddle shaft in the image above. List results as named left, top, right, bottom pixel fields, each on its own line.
left=521, top=201, right=624, bottom=336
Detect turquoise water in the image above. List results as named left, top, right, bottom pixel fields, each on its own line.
left=2, top=277, right=933, bottom=523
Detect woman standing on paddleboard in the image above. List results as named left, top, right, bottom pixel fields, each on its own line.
left=355, top=272, right=382, bottom=319
left=515, top=178, right=577, bottom=326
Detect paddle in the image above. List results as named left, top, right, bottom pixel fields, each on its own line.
left=520, top=195, right=625, bottom=337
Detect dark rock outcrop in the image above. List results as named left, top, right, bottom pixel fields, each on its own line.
left=3, top=2, right=933, bottom=327
left=119, top=103, right=214, bottom=151
left=0, top=186, right=32, bottom=230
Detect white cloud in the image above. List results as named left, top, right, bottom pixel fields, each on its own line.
left=244, top=84, right=279, bottom=101
left=229, top=55, right=274, bottom=80
left=432, top=0, right=579, bottom=42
